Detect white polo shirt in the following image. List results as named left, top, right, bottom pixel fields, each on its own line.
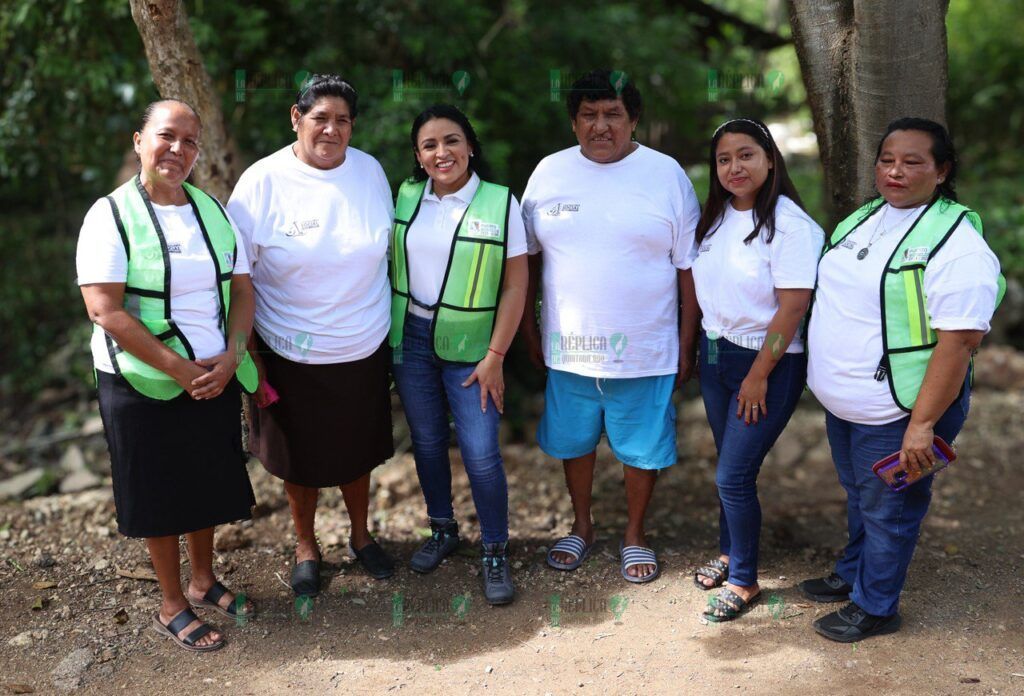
left=522, top=144, right=701, bottom=378
left=691, top=196, right=824, bottom=353
left=807, top=202, right=1001, bottom=425
left=404, top=172, right=528, bottom=318
left=227, top=145, right=394, bottom=364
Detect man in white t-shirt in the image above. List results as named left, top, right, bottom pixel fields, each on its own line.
left=520, top=69, right=701, bottom=583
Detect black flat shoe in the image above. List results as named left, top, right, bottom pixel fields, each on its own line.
left=290, top=559, right=321, bottom=597
left=350, top=540, right=395, bottom=580
left=799, top=572, right=853, bottom=603
left=813, top=602, right=901, bottom=643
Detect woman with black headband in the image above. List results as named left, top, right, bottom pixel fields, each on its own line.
left=689, top=117, right=823, bottom=622
left=227, top=74, right=396, bottom=595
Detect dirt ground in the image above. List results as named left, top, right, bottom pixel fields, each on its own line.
left=2, top=389, right=1023, bottom=695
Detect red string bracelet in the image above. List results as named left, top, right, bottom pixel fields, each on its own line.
left=488, top=347, right=506, bottom=358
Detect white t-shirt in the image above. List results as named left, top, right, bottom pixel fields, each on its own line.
left=692, top=196, right=824, bottom=353
left=76, top=197, right=250, bottom=374
left=405, top=172, right=528, bottom=319
left=807, top=202, right=1001, bottom=425
left=522, top=144, right=701, bottom=378
left=227, top=145, right=394, bottom=364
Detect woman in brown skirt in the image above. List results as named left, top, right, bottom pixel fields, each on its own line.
left=77, top=99, right=258, bottom=652
left=227, top=74, right=395, bottom=595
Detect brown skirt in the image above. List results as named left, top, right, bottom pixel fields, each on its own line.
left=250, top=333, right=394, bottom=488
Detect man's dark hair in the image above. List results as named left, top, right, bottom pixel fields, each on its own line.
left=566, top=69, right=642, bottom=121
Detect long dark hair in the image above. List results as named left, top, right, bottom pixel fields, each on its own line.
left=874, top=117, right=958, bottom=203
left=695, top=118, right=806, bottom=245
left=409, top=104, right=492, bottom=182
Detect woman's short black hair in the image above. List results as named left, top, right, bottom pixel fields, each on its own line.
left=566, top=69, right=642, bottom=121
left=875, top=117, right=958, bottom=202
left=139, top=98, right=201, bottom=132
left=409, top=103, right=492, bottom=182
left=295, top=74, right=358, bottom=118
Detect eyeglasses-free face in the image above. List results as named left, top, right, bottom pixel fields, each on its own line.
left=875, top=129, right=950, bottom=209
left=715, top=132, right=773, bottom=211
left=415, top=117, right=473, bottom=197
left=291, top=96, right=354, bottom=170
left=134, top=102, right=201, bottom=190
left=571, top=97, right=638, bottom=165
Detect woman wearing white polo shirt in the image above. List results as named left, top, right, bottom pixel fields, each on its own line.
left=389, top=104, right=528, bottom=605
left=802, top=118, right=1002, bottom=642
left=690, top=118, right=823, bottom=622
left=227, top=75, right=395, bottom=595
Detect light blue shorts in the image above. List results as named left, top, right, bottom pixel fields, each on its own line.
left=537, top=369, right=677, bottom=470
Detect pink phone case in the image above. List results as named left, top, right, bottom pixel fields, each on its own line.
left=872, top=436, right=956, bottom=492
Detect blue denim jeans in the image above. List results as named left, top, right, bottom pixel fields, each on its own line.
left=391, top=314, right=508, bottom=544
left=699, top=332, right=807, bottom=587
left=826, top=379, right=970, bottom=616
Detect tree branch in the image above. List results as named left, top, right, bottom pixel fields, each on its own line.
left=666, top=0, right=791, bottom=50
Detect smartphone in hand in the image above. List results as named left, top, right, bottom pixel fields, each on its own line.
left=872, top=436, right=957, bottom=492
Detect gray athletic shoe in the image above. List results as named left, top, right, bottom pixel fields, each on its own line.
left=481, top=541, right=514, bottom=605
left=409, top=518, right=460, bottom=574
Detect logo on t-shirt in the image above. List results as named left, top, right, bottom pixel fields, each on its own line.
left=167, top=243, right=182, bottom=254
left=840, top=238, right=856, bottom=250
left=466, top=219, right=501, bottom=239
left=698, top=242, right=712, bottom=254
left=544, top=202, right=581, bottom=217
left=287, top=218, right=320, bottom=237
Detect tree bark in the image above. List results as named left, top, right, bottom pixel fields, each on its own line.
left=129, top=0, right=236, bottom=201
left=787, top=0, right=950, bottom=224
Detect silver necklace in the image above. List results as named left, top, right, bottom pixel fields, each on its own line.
left=856, top=205, right=915, bottom=260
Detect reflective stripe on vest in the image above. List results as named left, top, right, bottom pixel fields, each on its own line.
left=103, top=175, right=258, bottom=400
left=823, top=196, right=1005, bottom=412
left=389, top=178, right=511, bottom=362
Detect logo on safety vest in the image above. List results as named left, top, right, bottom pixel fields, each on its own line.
left=903, top=246, right=929, bottom=263
left=466, top=219, right=500, bottom=238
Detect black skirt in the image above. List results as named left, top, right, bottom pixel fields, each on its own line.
left=250, top=333, right=394, bottom=488
left=97, top=371, right=256, bottom=538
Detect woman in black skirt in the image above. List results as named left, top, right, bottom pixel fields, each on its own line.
left=226, top=74, right=396, bottom=594
left=77, top=99, right=259, bottom=652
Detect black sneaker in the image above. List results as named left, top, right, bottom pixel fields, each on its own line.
left=481, top=541, right=514, bottom=605
left=813, top=602, right=902, bottom=643
left=798, top=572, right=853, bottom=602
left=409, top=518, right=460, bottom=574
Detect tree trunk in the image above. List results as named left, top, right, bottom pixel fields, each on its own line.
left=129, top=0, right=236, bottom=201
left=787, top=0, right=950, bottom=224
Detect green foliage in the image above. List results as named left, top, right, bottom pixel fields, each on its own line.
left=946, top=0, right=1024, bottom=284
left=1, top=0, right=1021, bottom=394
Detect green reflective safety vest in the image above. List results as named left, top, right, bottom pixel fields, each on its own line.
left=823, top=196, right=1005, bottom=412
left=389, top=178, right=511, bottom=362
left=102, top=175, right=259, bottom=400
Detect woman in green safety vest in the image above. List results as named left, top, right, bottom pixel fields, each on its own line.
left=389, top=104, right=528, bottom=605
left=802, top=118, right=1003, bottom=642
left=76, top=100, right=259, bottom=652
